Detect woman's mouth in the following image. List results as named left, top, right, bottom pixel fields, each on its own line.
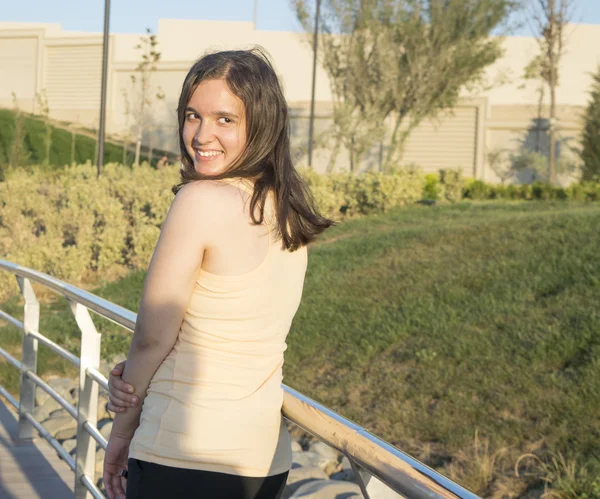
left=194, top=149, right=224, bottom=161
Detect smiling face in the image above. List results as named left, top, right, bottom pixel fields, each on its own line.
left=182, top=79, right=247, bottom=176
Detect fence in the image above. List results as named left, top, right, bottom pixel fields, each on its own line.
left=0, top=259, right=479, bottom=499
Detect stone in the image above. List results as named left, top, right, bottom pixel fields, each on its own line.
left=99, top=421, right=113, bottom=440
left=99, top=359, right=111, bottom=379
left=292, top=450, right=340, bottom=476
left=291, top=440, right=303, bottom=453
left=308, top=441, right=341, bottom=463
left=49, top=408, right=68, bottom=419
left=330, top=468, right=356, bottom=482
left=35, top=386, right=51, bottom=406
left=283, top=467, right=329, bottom=499
left=55, top=425, right=78, bottom=441
left=47, top=377, right=78, bottom=405
left=33, top=396, right=62, bottom=422
left=289, top=479, right=362, bottom=498
left=330, top=457, right=356, bottom=481
left=97, top=394, right=112, bottom=421
left=62, top=438, right=77, bottom=456
left=95, top=448, right=105, bottom=475
left=43, top=415, right=77, bottom=438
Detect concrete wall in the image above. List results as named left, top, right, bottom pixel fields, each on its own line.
left=1, top=19, right=599, bottom=180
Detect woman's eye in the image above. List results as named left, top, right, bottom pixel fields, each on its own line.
left=186, top=113, right=199, bottom=121
left=218, top=117, right=232, bottom=124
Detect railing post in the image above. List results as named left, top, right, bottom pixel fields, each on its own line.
left=70, top=301, right=101, bottom=499
left=16, top=276, right=39, bottom=443
left=348, top=458, right=372, bottom=499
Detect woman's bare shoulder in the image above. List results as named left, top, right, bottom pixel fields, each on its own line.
left=176, top=180, right=242, bottom=208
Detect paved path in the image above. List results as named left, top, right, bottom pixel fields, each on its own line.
left=0, top=398, right=74, bottom=498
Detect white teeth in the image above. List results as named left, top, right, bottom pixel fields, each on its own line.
left=196, top=150, right=222, bottom=157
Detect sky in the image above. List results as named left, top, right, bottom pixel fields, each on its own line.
left=2, top=0, right=600, bottom=36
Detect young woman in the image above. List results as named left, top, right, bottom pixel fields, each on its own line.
left=102, top=48, right=334, bottom=499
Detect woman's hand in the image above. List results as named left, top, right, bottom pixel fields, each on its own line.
left=107, top=361, right=139, bottom=413
left=103, top=433, right=131, bottom=499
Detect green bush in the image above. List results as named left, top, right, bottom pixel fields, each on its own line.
left=1, top=163, right=599, bottom=302
left=439, top=168, right=463, bottom=203
left=422, top=173, right=443, bottom=201
left=463, top=180, right=491, bottom=200
left=580, top=66, right=600, bottom=181
left=0, top=163, right=178, bottom=300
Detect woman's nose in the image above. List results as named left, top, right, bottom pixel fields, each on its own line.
left=194, top=121, right=216, bottom=144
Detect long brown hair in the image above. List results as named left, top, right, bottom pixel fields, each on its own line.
left=174, top=47, right=334, bottom=251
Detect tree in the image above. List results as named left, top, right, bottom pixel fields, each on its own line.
left=125, top=28, right=165, bottom=166
left=527, top=0, right=575, bottom=184
left=580, top=66, right=600, bottom=182
left=9, top=92, right=30, bottom=169
left=292, top=0, right=517, bottom=172
left=36, top=89, right=52, bottom=167
left=487, top=148, right=514, bottom=184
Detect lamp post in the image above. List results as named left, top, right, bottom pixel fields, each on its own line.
left=97, top=0, right=111, bottom=177
left=307, top=0, right=321, bottom=169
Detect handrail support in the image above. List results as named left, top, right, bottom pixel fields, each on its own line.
left=71, top=300, right=102, bottom=499
left=16, top=276, right=39, bottom=443
left=348, top=457, right=373, bottom=499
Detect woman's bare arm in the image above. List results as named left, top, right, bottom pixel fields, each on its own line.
left=110, top=181, right=224, bottom=439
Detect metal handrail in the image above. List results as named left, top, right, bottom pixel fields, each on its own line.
left=0, top=259, right=479, bottom=499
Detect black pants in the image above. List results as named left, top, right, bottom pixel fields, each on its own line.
left=126, top=458, right=289, bottom=499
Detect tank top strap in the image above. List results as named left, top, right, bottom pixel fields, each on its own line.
left=218, top=177, right=276, bottom=230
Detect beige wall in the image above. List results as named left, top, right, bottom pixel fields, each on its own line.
left=0, top=19, right=598, bottom=180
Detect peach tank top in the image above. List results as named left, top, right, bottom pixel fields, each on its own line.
left=129, top=178, right=308, bottom=477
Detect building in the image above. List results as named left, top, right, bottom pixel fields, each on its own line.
left=1, top=19, right=598, bottom=182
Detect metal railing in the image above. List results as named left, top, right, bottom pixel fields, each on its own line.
left=0, top=259, right=479, bottom=499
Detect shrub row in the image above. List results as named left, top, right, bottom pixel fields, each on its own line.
left=421, top=171, right=600, bottom=202
left=462, top=179, right=600, bottom=202
left=0, top=108, right=178, bottom=170
left=1, top=163, right=598, bottom=301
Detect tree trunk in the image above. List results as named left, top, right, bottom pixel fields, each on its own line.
left=535, top=85, right=544, bottom=153
left=148, top=134, right=154, bottom=166
left=549, top=83, right=557, bottom=184
left=71, top=129, right=76, bottom=165
left=134, top=134, right=142, bottom=166
left=93, top=131, right=98, bottom=167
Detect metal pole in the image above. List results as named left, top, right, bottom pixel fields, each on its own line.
left=253, top=0, right=259, bottom=29
left=97, top=0, right=111, bottom=177
left=307, top=0, right=321, bottom=168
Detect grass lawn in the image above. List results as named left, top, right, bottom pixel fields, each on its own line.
left=1, top=201, right=599, bottom=496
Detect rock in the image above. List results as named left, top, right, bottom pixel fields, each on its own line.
left=330, top=468, right=356, bottom=482
left=289, top=479, right=362, bottom=498
left=330, top=457, right=356, bottom=481
left=308, top=441, right=341, bottom=463
left=292, top=451, right=326, bottom=469
left=55, top=425, right=78, bottom=441
left=99, top=421, right=113, bottom=440
left=47, top=377, right=78, bottom=405
left=62, top=438, right=77, bottom=456
left=43, top=415, right=77, bottom=438
left=292, top=451, right=340, bottom=476
left=49, top=408, right=68, bottom=419
left=35, top=386, right=51, bottom=406
left=99, top=359, right=111, bottom=379
left=95, top=448, right=105, bottom=475
left=283, top=467, right=329, bottom=499
left=291, top=440, right=303, bottom=453
left=33, top=396, right=62, bottom=422
left=97, top=394, right=112, bottom=421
